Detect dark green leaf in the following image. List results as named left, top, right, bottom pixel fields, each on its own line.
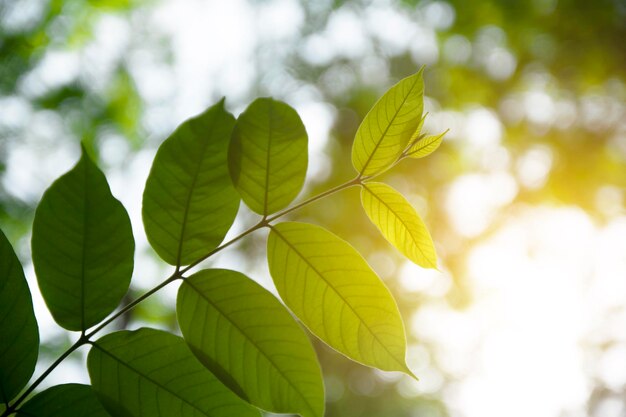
left=143, top=100, right=240, bottom=266
left=177, top=269, right=324, bottom=417
left=88, top=328, right=260, bottom=417
left=229, top=98, right=308, bottom=216
left=17, top=384, right=110, bottom=417
left=32, top=145, right=134, bottom=331
left=0, top=230, right=39, bottom=404
left=267, top=222, right=414, bottom=376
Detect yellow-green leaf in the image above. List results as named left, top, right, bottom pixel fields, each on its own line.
left=406, top=129, right=447, bottom=159
left=267, top=222, right=413, bottom=376
left=351, top=68, right=424, bottom=177
left=177, top=269, right=324, bottom=417
left=361, top=182, right=437, bottom=269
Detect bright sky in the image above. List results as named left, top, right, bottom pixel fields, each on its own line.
left=3, top=0, right=626, bottom=416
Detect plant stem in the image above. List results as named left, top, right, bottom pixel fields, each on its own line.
left=1, top=335, right=87, bottom=417
left=265, top=176, right=361, bottom=223
left=5, top=176, right=361, bottom=415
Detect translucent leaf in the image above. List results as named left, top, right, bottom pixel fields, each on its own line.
left=406, top=130, right=447, bottom=159
left=352, top=68, right=424, bottom=177
left=31, top=146, right=134, bottom=331
left=88, top=328, right=260, bottom=417
left=0, top=229, right=39, bottom=403
left=267, top=222, right=413, bottom=376
left=361, top=182, right=437, bottom=269
left=229, top=98, right=308, bottom=216
left=177, top=269, right=324, bottom=417
left=143, top=99, right=240, bottom=266
left=17, top=384, right=110, bottom=417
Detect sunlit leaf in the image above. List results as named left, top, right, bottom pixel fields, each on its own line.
left=0, top=229, right=39, bottom=403
left=143, top=99, right=240, bottom=266
left=229, top=98, right=308, bottom=216
left=31, top=146, right=134, bottom=331
left=17, top=384, right=110, bottom=417
left=177, top=269, right=324, bottom=417
left=88, top=328, right=260, bottom=417
left=352, top=68, right=424, bottom=177
left=361, top=182, right=437, bottom=269
left=406, top=129, right=447, bottom=159
left=267, top=222, right=413, bottom=376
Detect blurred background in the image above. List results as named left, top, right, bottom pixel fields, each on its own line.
left=1, top=0, right=626, bottom=416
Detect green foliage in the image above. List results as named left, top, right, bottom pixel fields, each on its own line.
left=352, top=68, right=424, bottom=177
left=361, top=182, right=437, bottom=269
left=267, top=222, right=413, bottom=375
left=142, top=100, right=240, bottom=266
left=88, top=328, right=259, bottom=417
left=17, top=384, right=110, bottom=417
left=177, top=269, right=324, bottom=417
left=229, top=98, right=308, bottom=216
left=0, top=231, right=39, bottom=404
left=31, top=146, right=134, bottom=331
left=0, top=70, right=444, bottom=417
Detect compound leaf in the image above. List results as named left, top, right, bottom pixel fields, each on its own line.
left=352, top=68, right=424, bottom=177
left=143, top=99, right=240, bottom=266
left=267, top=222, right=413, bottom=376
left=32, top=146, right=134, bottom=331
left=88, top=328, right=260, bottom=417
left=17, top=384, right=110, bottom=417
left=0, top=230, right=39, bottom=404
left=361, top=182, right=437, bottom=269
left=177, top=269, right=324, bottom=417
left=229, top=98, right=308, bottom=216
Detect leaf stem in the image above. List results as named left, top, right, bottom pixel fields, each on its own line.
left=7, top=175, right=361, bottom=415
left=1, top=334, right=88, bottom=417
left=265, top=176, right=362, bottom=223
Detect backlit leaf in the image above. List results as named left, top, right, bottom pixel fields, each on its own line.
left=178, top=269, right=324, bottom=417
left=406, top=130, right=447, bottom=159
left=32, top=146, right=134, bottom=331
left=267, top=222, right=413, bottom=376
left=229, top=98, right=308, bottom=216
left=0, top=230, right=39, bottom=403
left=361, top=182, right=437, bottom=269
left=88, top=328, right=260, bottom=417
left=143, top=99, right=240, bottom=266
left=352, top=68, right=424, bottom=177
left=17, top=384, right=110, bottom=417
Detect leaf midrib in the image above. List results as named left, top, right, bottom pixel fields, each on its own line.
left=175, top=113, right=218, bottom=267
left=271, top=227, right=406, bottom=370
left=92, top=343, right=214, bottom=416
left=183, top=279, right=319, bottom=417
left=358, top=75, right=420, bottom=175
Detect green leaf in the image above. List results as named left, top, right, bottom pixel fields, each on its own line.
left=406, top=129, right=447, bottom=159
left=31, top=146, right=134, bottom=331
left=229, top=98, right=308, bottom=216
left=361, top=182, right=437, bottom=269
left=17, top=384, right=110, bottom=417
left=267, top=222, right=413, bottom=376
left=143, top=100, right=240, bottom=266
left=88, top=328, right=260, bottom=417
left=0, top=230, right=39, bottom=404
left=352, top=68, right=425, bottom=177
left=177, top=269, right=324, bottom=417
